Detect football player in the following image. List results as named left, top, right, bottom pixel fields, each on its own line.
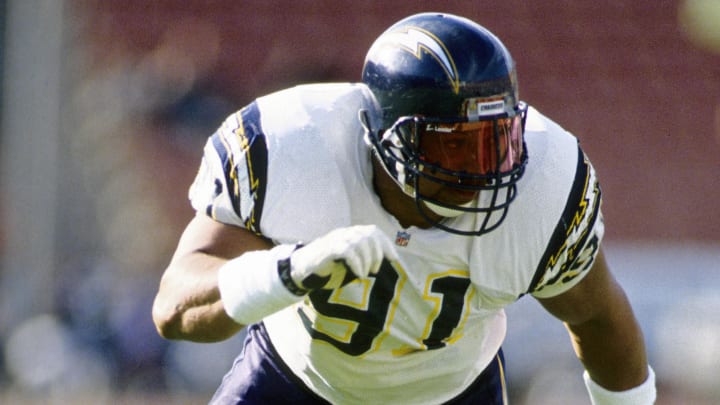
left=152, top=13, right=656, bottom=404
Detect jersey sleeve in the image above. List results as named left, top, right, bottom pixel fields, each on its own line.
left=188, top=102, right=268, bottom=233
left=528, top=148, right=604, bottom=298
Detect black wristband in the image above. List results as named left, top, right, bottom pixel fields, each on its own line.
left=277, top=256, right=308, bottom=296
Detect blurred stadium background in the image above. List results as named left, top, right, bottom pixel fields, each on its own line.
left=1, top=1, right=718, bottom=403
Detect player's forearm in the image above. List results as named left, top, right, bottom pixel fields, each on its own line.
left=152, top=256, right=244, bottom=342
left=565, top=309, right=649, bottom=391
left=162, top=299, right=243, bottom=343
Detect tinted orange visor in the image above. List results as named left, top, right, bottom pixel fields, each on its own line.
left=418, top=116, right=524, bottom=175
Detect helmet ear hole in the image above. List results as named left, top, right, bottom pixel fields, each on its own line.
left=362, top=12, right=529, bottom=236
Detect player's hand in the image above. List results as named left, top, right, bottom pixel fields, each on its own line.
left=289, top=225, right=398, bottom=290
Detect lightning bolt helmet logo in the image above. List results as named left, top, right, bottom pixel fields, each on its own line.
left=373, top=27, right=460, bottom=94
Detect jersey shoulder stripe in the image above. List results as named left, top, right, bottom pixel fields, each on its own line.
left=210, top=101, right=269, bottom=233
left=528, top=145, right=602, bottom=296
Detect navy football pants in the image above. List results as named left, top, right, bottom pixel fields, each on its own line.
left=210, top=323, right=507, bottom=404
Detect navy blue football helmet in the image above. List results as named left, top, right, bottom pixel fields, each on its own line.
left=362, top=12, right=528, bottom=236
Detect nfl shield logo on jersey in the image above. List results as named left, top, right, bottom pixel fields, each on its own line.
left=395, top=231, right=411, bottom=247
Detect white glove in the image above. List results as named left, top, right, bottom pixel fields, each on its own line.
left=289, top=225, right=399, bottom=291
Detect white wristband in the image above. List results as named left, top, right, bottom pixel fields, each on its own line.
left=218, top=244, right=305, bottom=325
left=584, top=366, right=656, bottom=405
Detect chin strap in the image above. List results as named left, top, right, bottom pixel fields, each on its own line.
left=423, top=199, right=475, bottom=218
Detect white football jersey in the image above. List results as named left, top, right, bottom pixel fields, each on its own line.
left=189, top=83, right=604, bottom=404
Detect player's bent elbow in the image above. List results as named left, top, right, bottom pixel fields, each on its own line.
left=152, top=299, right=179, bottom=340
